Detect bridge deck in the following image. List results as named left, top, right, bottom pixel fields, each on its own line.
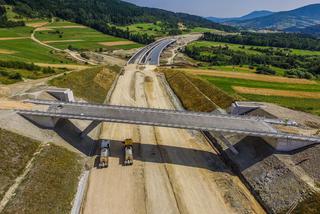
left=17, top=99, right=320, bottom=143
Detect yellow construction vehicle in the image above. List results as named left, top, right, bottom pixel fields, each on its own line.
left=124, top=139, right=133, bottom=166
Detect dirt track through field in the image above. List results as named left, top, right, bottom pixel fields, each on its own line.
left=234, top=86, right=320, bottom=99
left=82, top=63, right=265, bottom=213
left=99, top=41, right=136, bottom=46
left=181, top=68, right=317, bottom=84
left=43, top=40, right=84, bottom=44
left=36, top=26, right=87, bottom=31
left=26, top=22, right=48, bottom=28
left=0, top=49, right=16, bottom=54
left=0, top=37, right=29, bottom=41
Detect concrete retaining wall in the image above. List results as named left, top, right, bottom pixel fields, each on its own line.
left=263, top=137, right=317, bottom=152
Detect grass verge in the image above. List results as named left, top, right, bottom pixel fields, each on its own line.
left=161, top=68, right=234, bottom=112
left=49, top=65, right=121, bottom=103
left=291, top=192, right=320, bottom=214
left=2, top=143, right=83, bottom=214
left=0, top=128, right=40, bottom=200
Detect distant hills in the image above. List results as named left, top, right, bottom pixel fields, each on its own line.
left=206, top=10, right=273, bottom=23
left=207, top=4, right=320, bottom=35
left=1, top=0, right=235, bottom=32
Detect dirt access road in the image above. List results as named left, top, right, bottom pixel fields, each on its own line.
left=82, top=59, right=264, bottom=213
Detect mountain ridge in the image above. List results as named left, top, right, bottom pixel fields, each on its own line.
left=206, top=10, right=273, bottom=23
left=226, top=4, right=320, bottom=31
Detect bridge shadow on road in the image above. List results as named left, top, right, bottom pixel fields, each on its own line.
left=91, top=139, right=233, bottom=173
left=54, top=119, right=97, bottom=156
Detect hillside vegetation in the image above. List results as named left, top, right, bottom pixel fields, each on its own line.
left=2, top=143, right=83, bottom=214
left=185, top=33, right=320, bottom=80
left=0, top=128, right=39, bottom=200
left=227, top=3, right=320, bottom=31
left=1, top=0, right=235, bottom=44
left=161, top=69, right=234, bottom=111
left=49, top=65, right=120, bottom=103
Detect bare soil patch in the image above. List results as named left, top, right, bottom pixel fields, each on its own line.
left=0, top=37, right=29, bottom=41
left=0, top=49, right=16, bottom=54
left=181, top=69, right=317, bottom=84
left=43, top=39, right=84, bottom=44
left=233, top=86, right=320, bottom=99
left=26, top=22, right=48, bottom=28
left=48, top=26, right=87, bottom=29
left=0, top=100, right=34, bottom=110
left=99, top=41, right=135, bottom=46
left=34, top=27, right=53, bottom=32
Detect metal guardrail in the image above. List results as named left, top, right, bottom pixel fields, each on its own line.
left=17, top=108, right=320, bottom=143
left=22, top=99, right=291, bottom=124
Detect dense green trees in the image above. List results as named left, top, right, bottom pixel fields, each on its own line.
left=184, top=44, right=320, bottom=79
left=1, top=0, right=236, bottom=43
left=0, top=5, right=24, bottom=27
left=0, top=61, right=55, bottom=74
left=203, top=32, right=320, bottom=51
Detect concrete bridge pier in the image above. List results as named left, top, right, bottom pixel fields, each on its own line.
left=80, top=121, right=101, bottom=138
left=22, top=114, right=59, bottom=129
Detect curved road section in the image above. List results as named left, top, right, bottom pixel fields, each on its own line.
left=128, top=38, right=176, bottom=65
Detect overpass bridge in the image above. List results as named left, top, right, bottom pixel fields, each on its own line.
left=14, top=37, right=320, bottom=153
left=17, top=99, right=320, bottom=147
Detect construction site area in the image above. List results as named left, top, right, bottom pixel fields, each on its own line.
left=1, top=34, right=320, bottom=214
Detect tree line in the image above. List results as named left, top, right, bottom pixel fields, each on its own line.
left=184, top=44, right=320, bottom=79
left=0, top=60, right=56, bottom=73
left=202, top=32, right=320, bottom=51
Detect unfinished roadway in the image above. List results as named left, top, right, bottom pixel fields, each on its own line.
left=77, top=35, right=265, bottom=214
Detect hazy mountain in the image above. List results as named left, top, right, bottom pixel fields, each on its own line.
left=287, top=24, right=320, bottom=36
left=1, top=0, right=235, bottom=32
left=228, top=4, right=320, bottom=30
left=206, top=10, right=273, bottom=23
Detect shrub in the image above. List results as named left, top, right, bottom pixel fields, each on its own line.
left=256, top=66, right=276, bottom=75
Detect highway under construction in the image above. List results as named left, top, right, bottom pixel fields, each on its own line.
left=11, top=35, right=320, bottom=214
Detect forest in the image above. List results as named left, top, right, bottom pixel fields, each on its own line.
left=0, top=0, right=236, bottom=44
left=203, top=32, right=320, bottom=51
left=0, top=5, right=24, bottom=27
left=184, top=43, right=320, bottom=79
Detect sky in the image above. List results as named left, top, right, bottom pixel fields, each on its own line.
left=124, top=0, right=320, bottom=17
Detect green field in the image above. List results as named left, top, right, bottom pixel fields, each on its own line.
left=188, top=27, right=224, bottom=34
left=199, top=65, right=286, bottom=76
left=202, top=75, right=320, bottom=116
left=0, top=26, right=33, bottom=37
left=0, top=39, right=71, bottom=63
left=118, top=22, right=164, bottom=37
left=190, top=40, right=320, bottom=56
left=35, top=26, right=142, bottom=50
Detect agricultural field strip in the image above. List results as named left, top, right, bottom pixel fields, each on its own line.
left=33, top=25, right=139, bottom=50
left=181, top=69, right=318, bottom=85
left=201, top=76, right=320, bottom=92
left=233, top=86, right=320, bottom=99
